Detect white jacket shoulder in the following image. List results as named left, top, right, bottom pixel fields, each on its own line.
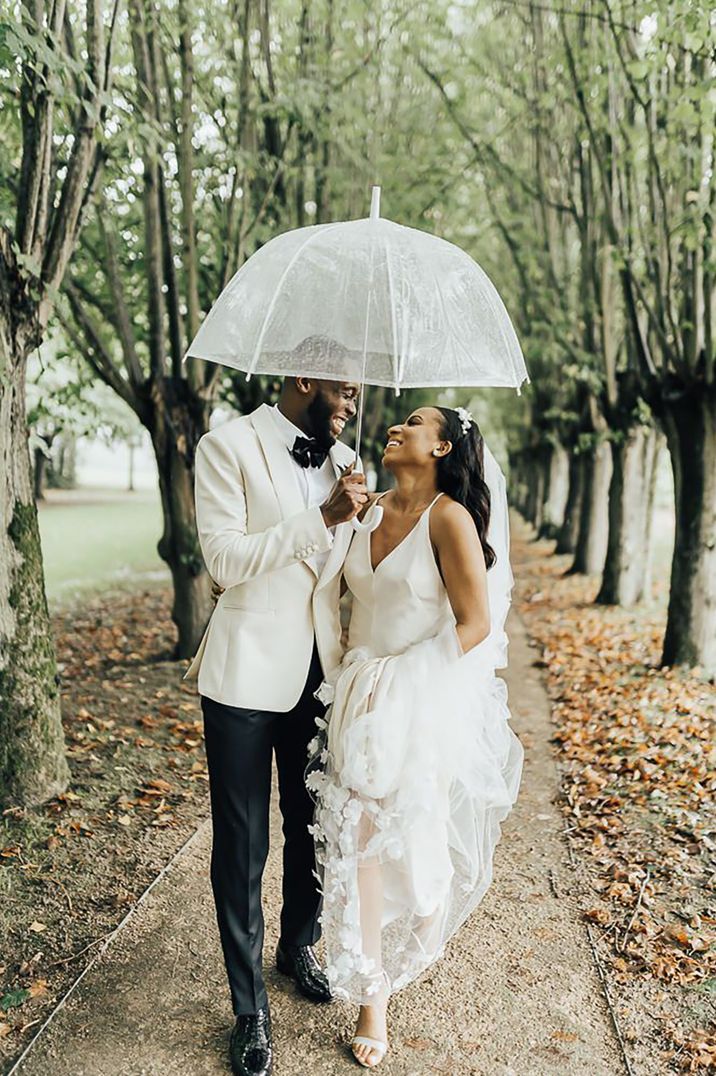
left=197, top=412, right=258, bottom=457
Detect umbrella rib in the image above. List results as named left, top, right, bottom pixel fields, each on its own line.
left=245, top=223, right=344, bottom=379
left=406, top=226, right=472, bottom=381
left=468, top=257, right=524, bottom=388
left=382, top=233, right=401, bottom=394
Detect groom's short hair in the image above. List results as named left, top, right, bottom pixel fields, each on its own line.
left=290, top=336, right=361, bottom=382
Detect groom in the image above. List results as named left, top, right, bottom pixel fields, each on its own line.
left=186, top=370, right=365, bottom=1076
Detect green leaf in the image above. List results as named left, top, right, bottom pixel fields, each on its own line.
left=0, top=21, right=22, bottom=66
left=0, top=989, right=30, bottom=1012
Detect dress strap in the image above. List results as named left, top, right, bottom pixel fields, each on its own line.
left=371, top=490, right=443, bottom=521
left=421, top=493, right=445, bottom=549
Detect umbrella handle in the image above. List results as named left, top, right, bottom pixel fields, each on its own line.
left=352, top=504, right=384, bottom=534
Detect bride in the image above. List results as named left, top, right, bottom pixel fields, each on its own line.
left=306, top=403, right=523, bottom=1069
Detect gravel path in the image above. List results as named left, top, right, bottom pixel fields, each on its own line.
left=13, top=614, right=624, bottom=1076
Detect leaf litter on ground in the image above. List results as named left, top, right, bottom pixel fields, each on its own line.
left=512, top=518, right=715, bottom=1074
left=0, top=587, right=208, bottom=1068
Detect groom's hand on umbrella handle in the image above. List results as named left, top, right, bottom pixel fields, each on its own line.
left=321, top=463, right=368, bottom=527
left=210, top=580, right=224, bottom=605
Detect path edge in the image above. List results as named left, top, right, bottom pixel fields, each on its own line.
left=7, top=818, right=211, bottom=1076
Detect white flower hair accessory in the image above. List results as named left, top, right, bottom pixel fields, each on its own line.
left=454, top=406, right=473, bottom=436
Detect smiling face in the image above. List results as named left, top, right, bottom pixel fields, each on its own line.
left=306, top=380, right=360, bottom=445
left=383, top=407, right=452, bottom=469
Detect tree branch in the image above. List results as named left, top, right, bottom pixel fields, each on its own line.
left=560, top=15, right=659, bottom=386
left=129, top=0, right=166, bottom=381
left=16, top=0, right=66, bottom=260
left=42, top=0, right=106, bottom=293
left=177, top=0, right=200, bottom=363
left=97, top=211, right=145, bottom=387
left=418, top=58, right=575, bottom=216
left=63, top=284, right=139, bottom=413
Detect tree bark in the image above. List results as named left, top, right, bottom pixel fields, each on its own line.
left=150, top=379, right=213, bottom=658
left=177, top=0, right=200, bottom=348
left=55, top=432, right=77, bottom=488
left=661, top=387, right=716, bottom=677
left=524, top=453, right=546, bottom=531
left=0, top=308, right=69, bottom=807
left=569, top=440, right=613, bottom=575
left=34, top=444, right=49, bottom=501
left=597, top=425, right=660, bottom=606
left=556, top=450, right=585, bottom=555
left=0, top=0, right=116, bottom=806
left=539, top=441, right=569, bottom=538
left=509, top=451, right=531, bottom=520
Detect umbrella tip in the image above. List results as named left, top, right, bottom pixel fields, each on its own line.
left=370, top=186, right=381, bottom=221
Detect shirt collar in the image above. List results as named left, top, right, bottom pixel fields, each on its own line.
left=271, top=403, right=309, bottom=449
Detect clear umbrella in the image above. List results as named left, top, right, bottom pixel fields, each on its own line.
left=186, top=187, right=528, bottom=529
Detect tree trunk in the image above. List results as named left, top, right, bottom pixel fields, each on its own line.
left=524, top=453, right=546, bottom=530
left=661, top=387, right=716, bottom=677
left=151, top=379, right=213, bottom=659
left=556, top=450, right=585, bottom=555
left=0, top=337, right=69, bottom=807
left=54, top=433, right=77, bottom=488
left=569, top=440, right=613, bottom=575
left=597, top=425, right=660, bottom=606
left=514, top=456, right=530, bottom=518
left=34, top=444, right=48, bottom=500
left=0, top=0, right=115, bottom=807
left=128, top=441, right=136, bottom=491
left=539, top=442, right=569, bottom=538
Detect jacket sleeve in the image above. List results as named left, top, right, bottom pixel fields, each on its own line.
left=195, top=433, right=332, bottom=588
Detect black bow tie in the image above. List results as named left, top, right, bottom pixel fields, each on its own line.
left=290, top=435, right=330, bottom=469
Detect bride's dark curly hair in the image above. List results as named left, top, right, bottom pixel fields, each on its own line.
left=435, top=407, right=496, bottom=570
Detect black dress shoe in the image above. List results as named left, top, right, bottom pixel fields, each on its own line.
left=229, top=1006, right=273, bottom=1076
left=276, top=941, right=333, bottom=1003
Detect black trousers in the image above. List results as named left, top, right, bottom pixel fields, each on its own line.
left=201, top=648, right=324, bottom=1016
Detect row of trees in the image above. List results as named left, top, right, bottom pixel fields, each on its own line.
left=0, top=0, right=434, bottom=804
left=1, top=0, right=713, bottom=806
left=418, top=1, right=714, bottom=673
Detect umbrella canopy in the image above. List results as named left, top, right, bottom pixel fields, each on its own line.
left=185, top=188, right=528, bottom=394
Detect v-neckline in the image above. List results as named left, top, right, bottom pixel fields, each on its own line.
left=368, top=492, right=443, bottom=574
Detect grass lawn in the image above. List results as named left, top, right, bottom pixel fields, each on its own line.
left=38, top=489, right=169, bottom=605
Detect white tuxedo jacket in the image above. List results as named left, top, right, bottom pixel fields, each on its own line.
left=184, top=403, right=355, bottom=711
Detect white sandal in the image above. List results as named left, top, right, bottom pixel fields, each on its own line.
left=351, top=1035, right=388, bottom=1068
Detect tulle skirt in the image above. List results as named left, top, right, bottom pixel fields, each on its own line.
left=306, top=621, right=523, bottom=1003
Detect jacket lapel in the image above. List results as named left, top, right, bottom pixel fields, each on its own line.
left=316, top=443, right=358, bottom=590
left=329, top=445, right=344, bottom=480
left=251, top=405, right=354, bottom=585
left=250, top=404, right=306, bottom=521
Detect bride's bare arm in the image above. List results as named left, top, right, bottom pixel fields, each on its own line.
left=430, top=498, right=490, bottom=654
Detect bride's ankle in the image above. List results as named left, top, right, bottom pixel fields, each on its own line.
left=357, top=1000, right=388, bottom=1027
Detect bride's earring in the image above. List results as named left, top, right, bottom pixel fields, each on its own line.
left=432, top=449, right=440, bottom=457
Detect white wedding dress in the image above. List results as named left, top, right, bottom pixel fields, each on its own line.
left=306, top=449, right=523, bottom=1003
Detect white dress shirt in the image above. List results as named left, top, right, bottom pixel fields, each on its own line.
left=271, top=404, right=336, bottom=575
